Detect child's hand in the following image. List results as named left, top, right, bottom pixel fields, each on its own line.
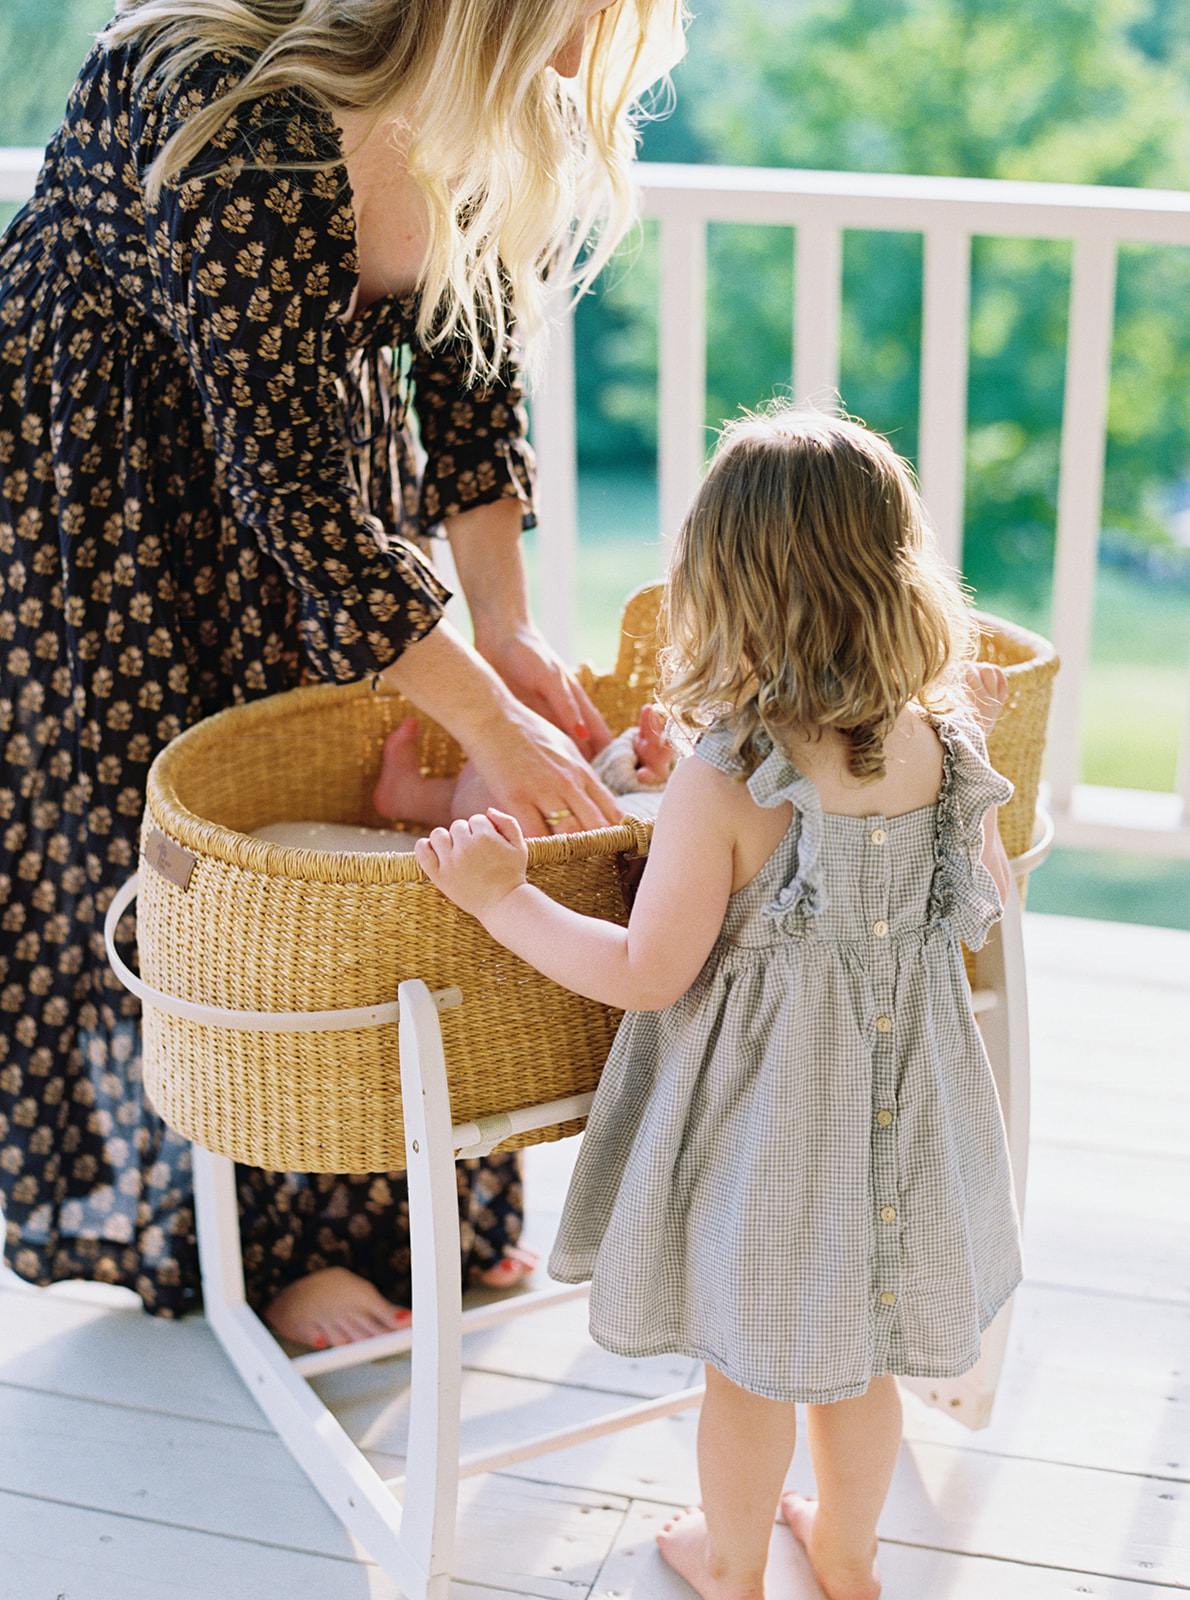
left=414, top=808, right=529, bottom=921
left=964, top=661, right=1008, bottom=736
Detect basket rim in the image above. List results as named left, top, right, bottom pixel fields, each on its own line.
left=971, top=609, right=1060, bottom=677
left=146, top=679, right=652, bottom=885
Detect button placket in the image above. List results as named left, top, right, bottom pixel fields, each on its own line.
left=868, top=817, right=901, bottom=1330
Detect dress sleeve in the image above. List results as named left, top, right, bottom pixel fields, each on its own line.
left=410, top=332, right=537, bottom=534
left=931, top=713, right=1015, bottom=950
left=138, top=60, right=449, bottom=682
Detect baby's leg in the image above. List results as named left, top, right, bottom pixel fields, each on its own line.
left=780, top=1374, right=902, bottom=1600
left=657, top=1363, right=798, bottom=1600
left=374, top=718, right=466, bottom=825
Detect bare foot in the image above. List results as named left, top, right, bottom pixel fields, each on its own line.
left=656, top=1508, right=766, bottom=1600
left=779, top=1493, right=881, bottom=1600
left=471, top=1243, right=538, bottom=1290
left=374, top=718, right=456, bottom=825
left=263, top=1266, right=412, bottom=1349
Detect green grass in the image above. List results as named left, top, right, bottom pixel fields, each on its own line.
left=1024, top=846, right=1190, bottom=930
left=527, top=463, right=1190, bottom=930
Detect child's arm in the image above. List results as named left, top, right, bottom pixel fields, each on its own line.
left=964, top=661, right=1013, bottom=906
left=413, top=754, right=736, bottom=1011
left=982, top=809, right=1012, bottom=908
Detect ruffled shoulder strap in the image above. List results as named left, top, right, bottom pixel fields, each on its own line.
left=690, top=721, right=747, bottom=776
left=693, top=728, right=828, bottom=922
left=930, top=711, right=1015, bottom=948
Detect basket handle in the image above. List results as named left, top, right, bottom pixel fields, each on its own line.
left=103, top=874, right=459, bottom=1033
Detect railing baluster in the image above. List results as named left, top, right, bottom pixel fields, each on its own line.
left=532, top=300, right=579, bottom=661
left=919, top=228, right=972, bottom=570
left=1176, top=642, right=1190, bottom=824
left=792, top=219, right=842, bottom=407
left=1047, top=236, right=1118, bottom=816
left=657, top=210, right=708, bottom=541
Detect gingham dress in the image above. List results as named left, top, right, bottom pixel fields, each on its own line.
left=548, top=716, right=1023, bottom=1404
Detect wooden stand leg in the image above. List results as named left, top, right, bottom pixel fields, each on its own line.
left=395, top=979, right=466, bottom=1596
left=192, top=1147, right=441, bottom=1597
left=189, top=980, right=702, bottom=1596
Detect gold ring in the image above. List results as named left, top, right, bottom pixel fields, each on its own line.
left=544, top=808, right=573, bottom=828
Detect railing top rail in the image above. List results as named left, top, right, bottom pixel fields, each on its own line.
left=636, top=161, right=1190, bottom=246
left=0, top=147, right=44, bottom=203
left=5, top=144, right=1190, bottom=243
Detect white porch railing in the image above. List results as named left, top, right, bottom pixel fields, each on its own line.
left=5, top=147, right=1189, bottom=860
left=537, top=163, right=1190, bottom=860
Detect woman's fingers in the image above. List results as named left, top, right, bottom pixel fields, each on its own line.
left=537, top=769, right=623, bottom=833
left=481, top=631, right=612, bottom=758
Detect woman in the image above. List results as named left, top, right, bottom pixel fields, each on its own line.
left=0, top=0, right=686, bottom=1348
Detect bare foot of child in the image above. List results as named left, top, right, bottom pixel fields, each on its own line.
left=373, top=718, right=456, bottom=825
left=263, top=1265, right=412, bottom=1349
left=471, top=1243, right=538, bottom=1289
left=779, top=1493, right=881, bottom=1600
left=656, top=1507, right=767, bottom=1600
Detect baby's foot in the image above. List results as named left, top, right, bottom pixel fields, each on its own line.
left=471, top=1243, right=538, bottom=1290
left=779, top=1493, right=881, bottom=1600
left=263, top=1266, right=412, bottom=1349
left=656, top=1508, right=766, bottom=1600
left=374, top=718, right=456, bottom=825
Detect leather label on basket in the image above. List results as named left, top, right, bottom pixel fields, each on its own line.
left=144, top=826, right=197, bottom=891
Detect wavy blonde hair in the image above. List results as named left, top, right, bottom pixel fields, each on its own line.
left=661, top=405, right=977, bottom=780
left=106, top=0, right=687, bottom=379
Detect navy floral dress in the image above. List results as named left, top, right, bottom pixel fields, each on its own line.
left=0, top=38, right=535, bottom=1316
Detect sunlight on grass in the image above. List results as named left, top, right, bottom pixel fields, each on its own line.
left=1082, top=663, right=1187, bottom=792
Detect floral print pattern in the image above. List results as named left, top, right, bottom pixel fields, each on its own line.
left=0, top=39, right=534, bottom=1315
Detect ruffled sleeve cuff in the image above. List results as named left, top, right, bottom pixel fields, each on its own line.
left=931, top=713, right=1015, bottom=949
left=410, top=342, right=537, bottom=534
left=744, top=738, right=830, bottom=924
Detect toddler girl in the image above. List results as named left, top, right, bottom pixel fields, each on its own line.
left=415, top=406, right=1022, bottom=1600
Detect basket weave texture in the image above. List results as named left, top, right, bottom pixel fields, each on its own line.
left=133, top=584, right=1055, bottom=1174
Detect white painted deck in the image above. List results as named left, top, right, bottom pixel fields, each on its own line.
left=1, top=910, right=1187, bottom=1600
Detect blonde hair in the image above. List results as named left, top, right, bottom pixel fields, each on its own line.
left=661, top=406, right=977, bottom=780
left=106, top=0, right=687, bottom=380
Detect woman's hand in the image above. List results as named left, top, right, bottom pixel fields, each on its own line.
left=476, top=623, right=612, bottom=761
left=415, top=810, right=528, bottom=921
left=379, top=619, right=623, bottom=837
left=463, top=696, right=624, bottom=835
left=444, top=498, right=612, bottom=761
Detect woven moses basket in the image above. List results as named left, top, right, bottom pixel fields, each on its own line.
left=128, top=584, right=1057, bottom=1176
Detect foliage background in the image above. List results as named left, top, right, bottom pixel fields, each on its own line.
left=4, top=0, right=1189, bottom=924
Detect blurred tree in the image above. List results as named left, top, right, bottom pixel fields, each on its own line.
left=582, top=0, right=1190, bottom=604
left=0, top=0, right=112, bottom=147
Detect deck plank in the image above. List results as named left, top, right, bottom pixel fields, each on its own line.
left=0, top=911, right=1188, bottom=1599
left=593, top=1504, right=1190, bottom=1600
